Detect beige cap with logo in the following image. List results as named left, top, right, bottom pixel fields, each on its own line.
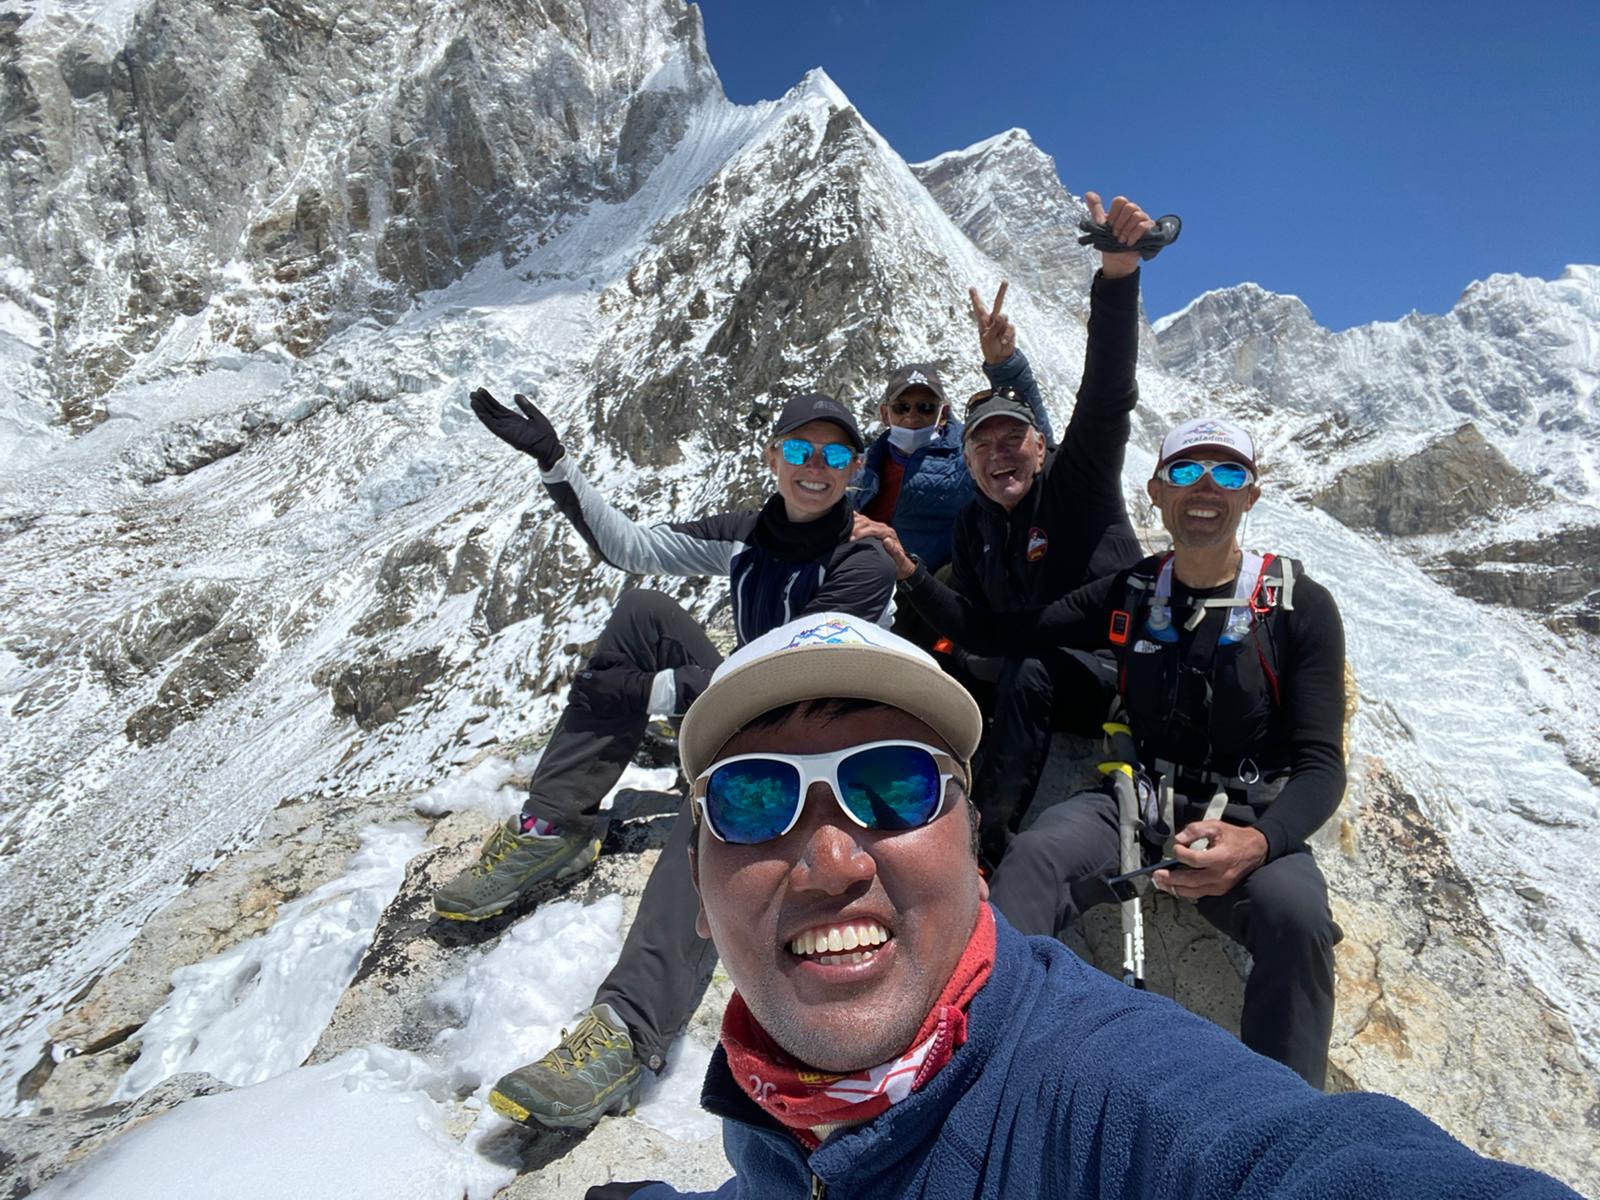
left=679, top=613, right=983, bottom=781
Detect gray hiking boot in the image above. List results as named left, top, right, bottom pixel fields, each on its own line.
left=433, top=817, right=601, bottom=921
left=487, top=1003, right=643, bottom=1128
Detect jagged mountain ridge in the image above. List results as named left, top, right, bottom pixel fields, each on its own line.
left=0, top=0, right=1597, bottom=1188
left=1153, top=267, right=1600, bottom=493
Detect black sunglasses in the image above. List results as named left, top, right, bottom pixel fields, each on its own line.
left=890, top=398, right=941, bottom=416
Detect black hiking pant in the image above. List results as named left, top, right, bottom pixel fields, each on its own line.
left=519, top=589, right=719, bottom=1069
left=989, top=787, right=1338, bottom=1088
left=967, top=647, right=1118, bottom=869
left=595, top=798, right=714, bottom=1071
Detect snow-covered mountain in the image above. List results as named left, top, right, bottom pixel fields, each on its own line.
left=2, top=0, right=1598, bottom=1193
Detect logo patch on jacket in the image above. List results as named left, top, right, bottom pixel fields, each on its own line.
left=1026, top=527, right=1048, bottom=562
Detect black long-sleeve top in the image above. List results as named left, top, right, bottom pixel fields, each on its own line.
left=902, top=556, right=1348, bottom=860
left=949, top=269, right=1146, bottom=611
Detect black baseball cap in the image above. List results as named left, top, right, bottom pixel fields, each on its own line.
left=771, top=392, right=865, bottom=452
left=882, top=363, right=948, bottom=409
left=962, top=387, right=1038, bottom=440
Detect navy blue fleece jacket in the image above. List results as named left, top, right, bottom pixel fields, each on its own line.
left=613, top=913, right=1577, bottom=1200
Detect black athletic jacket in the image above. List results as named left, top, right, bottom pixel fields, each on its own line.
left=949, top=269, right=1145, bottom=610
left=901, top=556, right=1347, bottom=861
left=540, top=456, right=896, bottom=648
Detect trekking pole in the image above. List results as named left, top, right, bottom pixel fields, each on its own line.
left=1098, top=722, right=1147, bottom=989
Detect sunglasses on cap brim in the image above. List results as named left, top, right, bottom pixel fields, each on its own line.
left=1156, top=459, right=1255, bottom=490
left=692, top=740, right=966, bottom=845
left=963, top=385, right=1027, bottom=414
left=779, top=438, right=856, bottom=470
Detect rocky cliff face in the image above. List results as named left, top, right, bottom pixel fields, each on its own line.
left=2, top=0, right=1598, bottom=1194
left=2, top=0, right=718, bottom=418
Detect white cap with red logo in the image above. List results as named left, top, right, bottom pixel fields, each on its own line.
left=1156, top=417, right=1256, bottom=472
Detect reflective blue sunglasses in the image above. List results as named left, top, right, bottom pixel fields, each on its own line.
left=1158, top=459, right=1254, bottom=490
left=780, top=437, right=856, bottom=471
left=692, top=741, right=965, bottom=845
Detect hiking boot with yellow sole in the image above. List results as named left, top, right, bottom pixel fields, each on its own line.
left=488, top=1003, right=642, bottom=1129
left=433, top=817, right=601, bottom=921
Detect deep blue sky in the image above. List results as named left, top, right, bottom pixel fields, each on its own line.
left=696, top=1, right=1599, bottom=331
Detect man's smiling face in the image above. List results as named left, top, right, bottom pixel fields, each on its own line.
left=964, top=416, right=1045, bottom=511
left=692, top=704, right=984, bottom=1072
left=1147, top=451, right=1261, bottom=551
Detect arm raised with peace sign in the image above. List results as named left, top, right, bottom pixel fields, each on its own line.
left=969, top=281, right=1015, bottom=365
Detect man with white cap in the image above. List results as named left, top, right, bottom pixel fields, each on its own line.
left=887, top=415, right=1348, bottom=1086
left=582, top=613, right=1574, bottom=1199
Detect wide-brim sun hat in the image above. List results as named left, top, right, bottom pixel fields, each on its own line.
left=679, top=613, right=983, bottom=781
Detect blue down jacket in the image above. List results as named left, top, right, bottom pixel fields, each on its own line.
left=629, top=912, right=1578, bottom=1200
left=850, top=420, right=972, bottom=572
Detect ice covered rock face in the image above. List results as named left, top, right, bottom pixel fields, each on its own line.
left=2, top=0, right=720, bottom=419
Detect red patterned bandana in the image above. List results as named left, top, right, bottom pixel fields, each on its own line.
left=720, top=903, right=996, bottom=1149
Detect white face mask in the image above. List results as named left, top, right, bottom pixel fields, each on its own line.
left=887, top=422, right=941, bottom=454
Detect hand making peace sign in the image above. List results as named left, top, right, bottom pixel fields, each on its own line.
left=969, top=280, right=1015, bottom=365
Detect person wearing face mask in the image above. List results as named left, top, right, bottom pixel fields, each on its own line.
left=852, top=282, right=1054, bottom=579
left=437, top=387, right=897, bottom=1131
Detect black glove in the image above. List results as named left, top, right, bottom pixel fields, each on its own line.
left=568, top=655, right=654, bottom=718
left=1076, top=213, right=1182, bottom=261
left=469, top=387, right=564, bottom=470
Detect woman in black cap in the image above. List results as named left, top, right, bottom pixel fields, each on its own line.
left=434, top=385, right=898, bottom=1131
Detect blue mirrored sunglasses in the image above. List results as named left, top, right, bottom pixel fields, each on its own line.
left=781, top=437, right=856, bottom=471
left=1158, top=459, right=1254, bottom=490
left=692, top=740, right=965, bottom=845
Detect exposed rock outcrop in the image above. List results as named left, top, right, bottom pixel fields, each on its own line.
left=87, top=582, right=241, bottom=690
left=1313, top=424, right=1548, bottom=536
left=1427, top=524, right=1600, bottom=635
left=2, top=0, right=721, bottom=408
left=124, top=620, right=265, bottom=746
left=319, top=647, right=447, bottom=730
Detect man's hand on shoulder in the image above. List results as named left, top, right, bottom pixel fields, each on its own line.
left=969, top=281, right=1017, bottom=365
left=1155, top=820, right=1268, bottom=898
left=850, top=513, right=917, bottom=581
left=1084, top=192, right=1154, bottom=280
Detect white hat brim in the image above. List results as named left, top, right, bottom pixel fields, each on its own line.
left=679, top=644, right=982, bottom=781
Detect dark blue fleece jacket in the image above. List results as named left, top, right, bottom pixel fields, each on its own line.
left=624, top=912, right=1577, bottom=1200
